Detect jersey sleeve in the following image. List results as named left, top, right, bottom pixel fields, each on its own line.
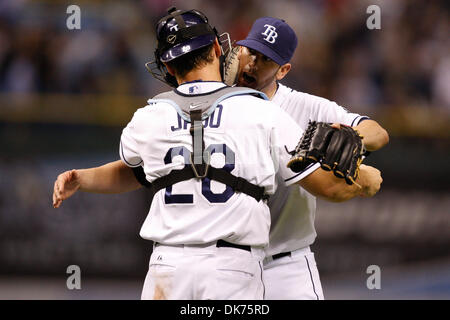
left=120, top=112, right=143, bottom=168
left=307, top=94, right=369, bottom=126
left=271, top=107, right=320, bottom=186
left=282, top=90, right=369, bottom=127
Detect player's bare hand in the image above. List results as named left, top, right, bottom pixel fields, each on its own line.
left=52, top=169, right=81, bottom=208
left=358, top=164, right=382, bottom=197
left=330, top=123, right=341, bottom=130
left=237, top=45, right=242, bottom=61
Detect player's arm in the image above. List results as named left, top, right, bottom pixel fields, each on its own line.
left=354, top=119, right=389, bottom=151
left=275, top=105, right=381, bottom=203
left=53, top=160, right=141, bottom=208
left=296, top=164, right=382, bottom=202
left=306, top=94, right=389, bottom=151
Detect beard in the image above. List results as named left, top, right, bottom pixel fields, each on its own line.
left=238, top=70, right=278, bottom=93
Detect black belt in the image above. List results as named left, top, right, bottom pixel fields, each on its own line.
left=155, top=240, right=251, bottom=252
left=216, top=240, right=251, bottom=252
left=272, top=251, right=291, bottom=260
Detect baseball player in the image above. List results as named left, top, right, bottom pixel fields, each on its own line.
left=52, top=9, right=384, bottom=300
left=226, top=17, right=389, bottom=300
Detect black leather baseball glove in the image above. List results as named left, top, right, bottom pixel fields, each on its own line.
left=287, top=121, right=366, bottom=185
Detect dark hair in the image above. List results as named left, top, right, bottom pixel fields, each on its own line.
left=166, top=44, right=214, bottom=78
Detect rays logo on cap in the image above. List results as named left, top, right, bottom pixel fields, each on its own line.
left=236, top=17, right=298, bottom=65
left=261, top=24, right=278, bottom=44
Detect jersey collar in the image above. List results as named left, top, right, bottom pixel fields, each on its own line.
left=176, top=81, right=227, bottom=95
left=270, top=81, right=281, bottom=101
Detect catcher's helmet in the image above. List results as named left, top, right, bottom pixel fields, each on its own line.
left=146, top=7, right=229, bottom=87
left=155, top=7, right=217, bottom=62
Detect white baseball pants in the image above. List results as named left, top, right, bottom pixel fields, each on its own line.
left=263, top=246, right=324, bottom=300
left=141, top=242, right=265, bottom=300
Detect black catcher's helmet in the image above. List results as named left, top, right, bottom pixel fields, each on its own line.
left=146, top=7, right=223, bottom=87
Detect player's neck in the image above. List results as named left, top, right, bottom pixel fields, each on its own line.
left=177, top=63, right=222, bottom=85
left=262, top=81, right=278, bottom=100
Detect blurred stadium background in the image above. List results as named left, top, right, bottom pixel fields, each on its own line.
left=0, top=0, right=448, bottom=299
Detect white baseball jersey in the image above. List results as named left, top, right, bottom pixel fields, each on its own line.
left=266, top=83, right=369, bottom=256
left=120, top=81, right=319, bottom=248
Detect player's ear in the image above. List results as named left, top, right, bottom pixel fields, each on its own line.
left=276, top=63, right=291, bottom=81
left=213, top=38, right=221, bottom=58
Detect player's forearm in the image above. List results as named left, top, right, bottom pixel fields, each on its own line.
left=322, top=178, right=362, bottom=202
left=77, top=160, right=141, bottom=194
left=305, top=164, right=382, bottom=202
left=298, top=169, right=359, bottom=202
left=321, top=170, right=375, bottom=202
left=354, top=119, right=389, bottom=151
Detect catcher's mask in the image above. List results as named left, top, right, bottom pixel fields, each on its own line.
left=145, top=7, right=232, bottom=87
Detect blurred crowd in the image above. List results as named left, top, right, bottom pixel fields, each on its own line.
left=0, top=0, right=448, bottom=111
left=0, top=0, right=448, bottom=281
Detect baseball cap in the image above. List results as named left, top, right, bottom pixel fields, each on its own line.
left=236, top=17, right=298, bottom=66
left=156, top=9, right=216, bottom=63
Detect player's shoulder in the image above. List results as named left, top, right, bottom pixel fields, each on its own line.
left=224, top=91, right=277, bottom=111
left=276, top=83, right=304, bottom=99
left=278, top=83, right=326, bottom=103
left=136, top=94, right=177, bottom=115
left=277, top=83, right=340, bottom=109
left=126, top=95, right=176, bottom=128
left=222, top=94, right=283, bottom=130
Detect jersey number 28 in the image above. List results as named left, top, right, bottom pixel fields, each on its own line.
left=164, top=144, right=235, bottom=204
